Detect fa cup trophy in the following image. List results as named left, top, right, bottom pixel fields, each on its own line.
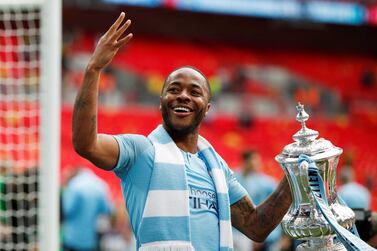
left=275, top=103, right=355, bottom=250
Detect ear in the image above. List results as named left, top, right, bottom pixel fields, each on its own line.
left=159, top=96, right=162, bottom=111
left=205, top=103, right=211, bottom=116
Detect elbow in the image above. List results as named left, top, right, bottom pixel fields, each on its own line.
left=72, top=139, right=94, bottom=159
left=251, top=233, right=268, bottom=243
left=246, top=229, right=269, bottom=243
left=73, top=144, right=89, bottom=158
left=73, top=146, right=87, bottom=158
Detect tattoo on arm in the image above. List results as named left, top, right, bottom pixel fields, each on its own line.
left=74, top=96, right=88, bottom=110
left=231, top=192, right=286, bottom=241
left=73, top=72, right=98, bottom=111
left=231, top=196, right=275, bottom=230
left=231, top=182, right=291, bottom=241
left=232, top=196, right=253, bottom=227
left=231, top=196, right=259, bottom=238
left=89, top=115, right=97, bottom=135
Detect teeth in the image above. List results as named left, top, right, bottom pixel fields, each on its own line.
left=174, top=107, right=190, bottom=112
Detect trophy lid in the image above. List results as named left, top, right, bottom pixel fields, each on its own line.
left=275, top=103, right=342, bottom=164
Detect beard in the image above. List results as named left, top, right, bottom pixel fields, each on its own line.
left=161, top=104, right=205, bottom=137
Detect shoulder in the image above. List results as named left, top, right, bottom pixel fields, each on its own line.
left=114, top=134, right=153, bottom=154
left=112, top=134, right=154, bottom=177
left=114, top=134, right=151, bottom=146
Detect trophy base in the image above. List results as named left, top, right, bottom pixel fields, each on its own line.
left=296, top=237, right=346, bottom=251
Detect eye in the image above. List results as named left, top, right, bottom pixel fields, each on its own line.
left=191, top=90, right=202, bottom=96
left=167, top=87, right=179, bottom=93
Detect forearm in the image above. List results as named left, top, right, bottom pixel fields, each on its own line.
left=231, top=177, right=292, bottom=242
left=253, top=176, right=292, bottom=240
left=72, top=65, right=101, bottom=156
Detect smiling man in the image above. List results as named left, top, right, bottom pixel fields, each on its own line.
left=160, top=67, right=211, bottom=143
left=72, top=12, right=292, bottom=251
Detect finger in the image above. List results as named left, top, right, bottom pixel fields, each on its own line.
left=116, top=33, right=133, bottom=48
left=106, top=12, right=125, bottom=35
left=113, top=19, right=131, bottom=40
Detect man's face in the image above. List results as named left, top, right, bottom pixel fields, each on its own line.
left=245, top=153, right=261, bottom=171
left=160, top=68, right=211, bottom=136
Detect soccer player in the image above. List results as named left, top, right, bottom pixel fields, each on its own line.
left=72, top=12, right=292, bottom=250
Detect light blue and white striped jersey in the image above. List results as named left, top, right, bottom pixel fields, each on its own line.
left=113, top=134, right=247, bottom=250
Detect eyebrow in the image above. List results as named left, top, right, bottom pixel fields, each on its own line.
left=167, top=81, right=204, bottom=90
left=163, top=79, right=211, bottom=100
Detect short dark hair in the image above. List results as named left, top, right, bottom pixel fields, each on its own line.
left=242, top=149, right=257, bottom=161
left=162, top=66, right=212, bottom=101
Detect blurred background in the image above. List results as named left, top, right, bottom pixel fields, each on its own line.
left=59, top=1, right=377, bottom=249
left=2, top=0, right=377, bottom=250
left=61, top=0, right=377, bottom=203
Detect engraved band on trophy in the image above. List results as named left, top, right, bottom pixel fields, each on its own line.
left=275, top=103, right=355, bottom=251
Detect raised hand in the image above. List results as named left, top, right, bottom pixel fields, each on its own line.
left=73, top=13, right=133, bottom=171
left=88, top=12, right=133, bottom=71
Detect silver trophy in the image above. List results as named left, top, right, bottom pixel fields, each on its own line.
left=275, top=103, right=355, bottom=250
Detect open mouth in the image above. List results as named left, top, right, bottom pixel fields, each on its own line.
left=172, top=106, right=193, bottom=114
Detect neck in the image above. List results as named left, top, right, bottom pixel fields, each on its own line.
left=175, top=136, right=198, bottom=153
left=164, top=124, right=199, bottom=153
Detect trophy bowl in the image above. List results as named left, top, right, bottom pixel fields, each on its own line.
left=275, top=103, right=355, bottom=251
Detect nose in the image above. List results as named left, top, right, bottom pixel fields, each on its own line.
left=177, top=89, right=190, bottom=102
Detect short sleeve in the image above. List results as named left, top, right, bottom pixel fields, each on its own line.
left=223, top=164, right=248, bottom=205
left=112, top=134, right=152, bottom=178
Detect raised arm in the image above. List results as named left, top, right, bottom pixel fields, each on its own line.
left=231, top=177, right=292, bottom=242
left=72, top=12, right=133, bottom=170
